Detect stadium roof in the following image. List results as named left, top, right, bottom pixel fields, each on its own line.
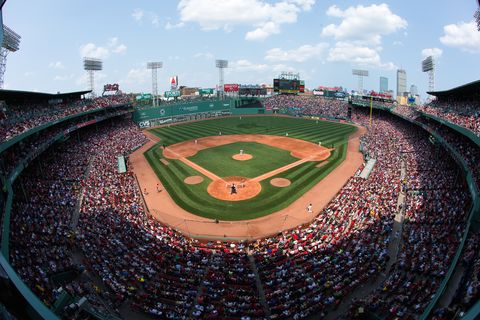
left=427, top=80, right=480, bottom=100
left=0, top=89, right=91, bottom=105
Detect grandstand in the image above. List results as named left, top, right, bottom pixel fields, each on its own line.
left=0, top=82, right=477, bottom=319
left=0, top=1, right=479, bottom=319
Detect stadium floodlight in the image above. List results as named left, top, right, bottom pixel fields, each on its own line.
left=278, top=72, right=300, bottom=80
left=352, top=69, right=369, bottom=93
left=421, top=56, right=435, bottom=93
left=83, top=58, right=102, bottom=97
left=147, top=61, right=163, bottom=107
left=215, top=59, right=228, bottom=99
left=0, top=25, right=21, bottom=89
left=475, top=0, right=480, bottom=30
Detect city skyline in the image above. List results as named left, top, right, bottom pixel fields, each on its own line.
left=2, top=0, right=479, bottom=98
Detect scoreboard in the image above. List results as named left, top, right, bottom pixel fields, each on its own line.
left=273, top=79, right=305, bottom=94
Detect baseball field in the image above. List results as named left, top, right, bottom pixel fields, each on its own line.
left=143, top=116, right=357, bottom=221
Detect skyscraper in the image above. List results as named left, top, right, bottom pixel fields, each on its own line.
left=410, top=84, right=418, bottom=96
left=380, top=76, right=388, bottom=93
left=397, top=69, right=407, bottom=98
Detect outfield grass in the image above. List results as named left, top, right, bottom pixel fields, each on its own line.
left=145, top=116, right=356, bottom=220
left=188, top=142, right=298, bottom=178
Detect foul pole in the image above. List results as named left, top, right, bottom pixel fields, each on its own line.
left=369, top=95, right=373, bottom=128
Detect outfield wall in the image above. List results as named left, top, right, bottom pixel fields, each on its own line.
left=133, top=99, right=267, bottom=127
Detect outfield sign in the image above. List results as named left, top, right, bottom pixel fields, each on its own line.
left=164, top=90, right=181, bottom=98
left=136, top=93, right=152, bottom=101
left=199, top=88, right=214, bottom=95
left=224, top=84, right=239, bottom=92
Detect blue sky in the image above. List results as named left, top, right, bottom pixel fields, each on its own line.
left=2, top=0, right=479, bottom=98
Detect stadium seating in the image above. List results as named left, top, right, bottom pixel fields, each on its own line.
left=0, top=95, right=131, bottom=143
left=2, top=97, right=478, bottom=319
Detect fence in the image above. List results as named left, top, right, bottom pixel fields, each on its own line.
left=148, top=208, right=315, bottom=241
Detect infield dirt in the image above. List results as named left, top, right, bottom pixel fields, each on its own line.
left=132, top=126, right=365, bottom=240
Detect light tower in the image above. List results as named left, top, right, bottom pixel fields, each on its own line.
left=421, top=56, right=435, bottom=93
left=147, top=62, right=162, bottom=107
left=475, top=0, right=480, bottom=30
left=215, top=59, right=228, bottom=100
left=83, top=58, right=102, bottom=98
left=352, top=69, right=368, bottom=93
left=0, top=25, right=21, bottom=89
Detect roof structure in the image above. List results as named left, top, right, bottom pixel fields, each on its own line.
left=427, top=80, right=480, bottom=100
left=0, top=89, right=91, bottom=105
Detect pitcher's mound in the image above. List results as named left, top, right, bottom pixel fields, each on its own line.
left=270, top=178, right=291, bottom=187
left=232, top=154, right=253, bottom=161
left=184, top=176, right=204, bottom=185
left=208, top=176, right=261, bottom=201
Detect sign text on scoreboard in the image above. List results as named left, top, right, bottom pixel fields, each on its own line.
left=224, top=84, right=239, bottom=92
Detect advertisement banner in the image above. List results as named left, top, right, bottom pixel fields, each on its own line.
left=224, top=84, right=239, bottom=92
left=169, top=76, right=178, bottom=90
left=199, top=88, right=214, bottom=95
left=164, top=90, right=181, bottom=98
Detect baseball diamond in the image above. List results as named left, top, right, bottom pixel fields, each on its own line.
left=2, top=2, right=480, bottom=320
left=133, top=116, right=359, bottom=226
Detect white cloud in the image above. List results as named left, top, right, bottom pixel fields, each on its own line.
left=132, top=8, right=159, bottom=27
left=122, top=68, right=150, bottom=85
left=230, top=59, right=269, bottom=71
left=328, top=42, right=396, bottom=70
left=287, top=0, right=315, bottom=11
left=271, top=64, right=296, bottom=72
left=193, top=52, right=214, bottom=59
left=54, top=74, right=74, bottom=81
left=265, top=43, right=328, bottom=62
left=80, top=43, right=110, bottom=59
left=79, top=38, right=127, bottom=59
left=322, top=4, right=407, bottom=46
left=421, top=47, right=443, bottom=59
left=245, top=22, right=281, bottom=41
left=113, top=44, right=127, bottom=54
left=165, top=21, right=185, bottom=30
left=177, top=0, right=315, bottom=41
left=49, top=61, right=65, bottom=69
left=440, top=21, right=480, bottom=53
left=132, top=9, right=144, bottom=21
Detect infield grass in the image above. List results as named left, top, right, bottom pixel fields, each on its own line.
left=188, top=142, right=298, bottom=178
left=145, top=116, right=356, bottom=220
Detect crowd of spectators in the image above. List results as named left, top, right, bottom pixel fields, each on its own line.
left=393, top=104, right=419, bottom=119
left=0, top=95, right=131, bottom=143
left=0, top=108, right=131, bottom=179
left=262, top=95, right=348, bottom=119
left=347, top=109, right=470, bottom=319
left=419, top=99, right=480, bottom=136
left=432, top=232, right=480, bottom=320
left=416, top=116, right=480, bottom=188
left=4, top=103, right=475, bottom=319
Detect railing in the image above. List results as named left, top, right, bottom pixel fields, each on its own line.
left=418, top=111, right=480, bottom=147
left=0, top=103, right=131, bottom=154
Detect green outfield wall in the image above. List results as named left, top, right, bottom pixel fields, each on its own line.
left=133, top=98, right=266, bottom=127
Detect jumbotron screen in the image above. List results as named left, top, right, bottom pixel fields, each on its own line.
left=273, top=79, right=304, bottom=93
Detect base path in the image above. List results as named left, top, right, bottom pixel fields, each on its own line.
left=130, top=126, right=366, bottom=241
left=163, top=134, right=331, bottom=161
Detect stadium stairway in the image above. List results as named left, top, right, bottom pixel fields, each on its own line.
left=247, top=253, right=271, bottom=317
left=325, top=160, right=408, bottom=319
